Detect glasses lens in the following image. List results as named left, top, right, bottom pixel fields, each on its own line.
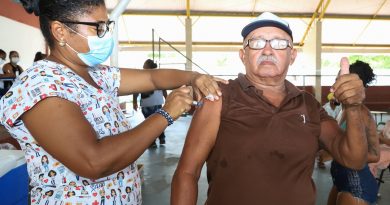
left=249, top=39, right=266, bottom=49
left=97, top=21, right=115, bottom=38
left=97, top=23, right=107, bottom=37
left=270, top=39, right=289, bottom=50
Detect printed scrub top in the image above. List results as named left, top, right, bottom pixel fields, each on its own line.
left=0, top=60, right=142, bottom=205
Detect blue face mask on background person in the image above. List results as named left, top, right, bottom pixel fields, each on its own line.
left=66, top=27, right=114, bottom=67
left=0, top=59, right=4, bottom=65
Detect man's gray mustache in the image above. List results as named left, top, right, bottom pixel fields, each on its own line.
left=257, top=55, right=278, bottom=65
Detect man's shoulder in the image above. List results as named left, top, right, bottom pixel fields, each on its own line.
left=2, top=63, right=12, bottom=69
left=218, top=78, right=240, bottom=90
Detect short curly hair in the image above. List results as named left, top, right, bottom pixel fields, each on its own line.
left=21, top=0, right=105, bottom=48
left=143, top=59, right=158, bottom=69
left=349, top=60, right=375, bottom=87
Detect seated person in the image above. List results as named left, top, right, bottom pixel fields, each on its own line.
left=171, top=12, right=368, bottom=205
left=2, top=50, right=23, bottom=90
left=0, top=49, right=7, bottom=96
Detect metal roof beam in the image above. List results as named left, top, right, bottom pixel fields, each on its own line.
left=119, top=40, right=390, bottom=48
left=299, top=0, right=324, bottom=46
left=110, top=10, right=390, bottom=20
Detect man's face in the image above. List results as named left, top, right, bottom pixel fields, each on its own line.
left=0, top=54, right=5, bottom=61
left=239, top=27, right=297, bottom=82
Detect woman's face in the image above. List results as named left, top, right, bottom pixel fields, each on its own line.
left=59, top=5, right=109, bottom=65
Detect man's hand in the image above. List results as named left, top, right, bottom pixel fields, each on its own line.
left=331, top=57, right=365, bottom=106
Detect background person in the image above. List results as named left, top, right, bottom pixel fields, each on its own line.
left=133, top=59, right=168, bottom=148
left=0, top=49, right=7, bottom=97
left=2, top=50, right=23, bottom=90
left=34, top=51, right=47, bottom=62
left=1, top=0, right=226, bottom=204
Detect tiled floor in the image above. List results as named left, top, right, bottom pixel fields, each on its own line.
left=130, top=114, right=390, bottom=205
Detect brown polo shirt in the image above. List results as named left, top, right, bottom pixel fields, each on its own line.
left=206, top=74, right=334, bottom=205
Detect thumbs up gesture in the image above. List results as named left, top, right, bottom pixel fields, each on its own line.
left=331, top=57, right=365, bottom=106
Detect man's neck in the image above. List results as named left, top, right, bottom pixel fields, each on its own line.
left=246, top=75, right=287, bottom=107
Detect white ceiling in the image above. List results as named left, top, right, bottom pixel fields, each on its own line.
left=106, top=0, right=390, bottom=17
left=106, top=0, right=390, bottom=49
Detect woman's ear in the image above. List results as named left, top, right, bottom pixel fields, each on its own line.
left=50, top=21, right=67, bottom=45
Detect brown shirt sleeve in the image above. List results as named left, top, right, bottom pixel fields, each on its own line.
left=319, top=106, right=336, bottom=122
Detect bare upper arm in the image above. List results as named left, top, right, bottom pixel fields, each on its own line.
left=118, top=68, right=155, bottom=96
left=21, top=97, right=100, bottom=177
left=3, top=64, right=13, bottom=74
left=176, top=98, right=222, bottom=177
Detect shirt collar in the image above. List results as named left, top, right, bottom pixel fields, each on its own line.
left=237, top=73, right=302, bottom=98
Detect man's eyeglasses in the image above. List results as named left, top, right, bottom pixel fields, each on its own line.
left=244, top=38, right=292, bottom=50
left=61, top=20, right=115, bottom=38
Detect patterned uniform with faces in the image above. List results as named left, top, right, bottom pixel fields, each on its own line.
left=0, top=60, right=142, bottom=205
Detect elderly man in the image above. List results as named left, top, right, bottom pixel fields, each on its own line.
left=171, top=12, right=367, bottom=205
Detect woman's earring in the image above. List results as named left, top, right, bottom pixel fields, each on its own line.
left=59, top=39, right=66, bottom=47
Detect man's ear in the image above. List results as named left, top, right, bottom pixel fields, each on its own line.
left=50, top=21, right=67, bottom=44
left=289, top=48, right=297, bottom=65
left=239, top=48, right=246, bottom=64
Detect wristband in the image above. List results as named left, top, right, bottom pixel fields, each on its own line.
left=155, top=109, right=174, bottom=126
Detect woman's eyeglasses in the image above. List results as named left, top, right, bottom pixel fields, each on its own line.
left=61, top=20, right=115, bottom=38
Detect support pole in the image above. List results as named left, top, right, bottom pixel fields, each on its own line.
left=110, top=0, right=132, bottom=67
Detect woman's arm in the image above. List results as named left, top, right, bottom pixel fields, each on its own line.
left=21, top=87, right=193, bottom=180
left=118, top=68, right=226, bottom=100
left=171, top=99, right=222, bottom=205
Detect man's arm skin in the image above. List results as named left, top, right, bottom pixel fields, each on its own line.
left=171, top=99, right=222, bottom=205
left=364, top=107, right=380, bottom=163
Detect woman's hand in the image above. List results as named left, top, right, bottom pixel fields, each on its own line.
left=190, top=72, right=228, bottom=101
left=162, top=86, right=193, bottom=120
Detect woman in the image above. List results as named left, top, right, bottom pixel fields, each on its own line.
left=327, top=60, right=380, bottom=205
left=1, top=0, right=226, bottom=204
left=133, top=59, right=168, bottom=147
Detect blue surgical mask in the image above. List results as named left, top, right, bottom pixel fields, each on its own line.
left=0, top=59, right=4, bottom=65
left=66, top=29, right=114, bottom=67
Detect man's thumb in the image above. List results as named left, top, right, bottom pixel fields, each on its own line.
left=339, top=57, right=350, bottom=75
